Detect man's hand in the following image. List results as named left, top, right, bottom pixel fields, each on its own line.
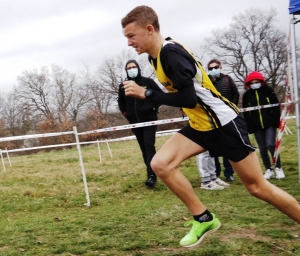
left=123, top=80, right=146, bottom=99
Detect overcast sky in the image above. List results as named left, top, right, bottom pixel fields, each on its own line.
left=0, top=0, right=295, bottom=93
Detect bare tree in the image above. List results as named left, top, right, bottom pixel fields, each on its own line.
left=78, top=63, right=110, bottom=115
left=17, top=67, right=53, bottom=120
left=96, top=49, right=135, bottom=95
left=0, top=88, right=41, bottom=148
left=2, top=90, right=23, bottom=135
left=75, top=64, right=108, bottom=133
left=51, top=64, right=90, bottom=123
left=202, top=7, right=287, bottom=97
left=94, top=49, right=156, bottom=113
left=51, top=64, right=76, bottom=122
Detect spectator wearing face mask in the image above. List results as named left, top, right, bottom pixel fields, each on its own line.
left=118, top=59, right=162, bottom=187
left=207, top=59, right=239, bottom=182
left=242, top=71, right=285, bottom=179
left=195, top=59, right=239, bottom=189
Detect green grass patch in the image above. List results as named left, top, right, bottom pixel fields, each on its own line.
left=0, top=119, right=299, bottom=255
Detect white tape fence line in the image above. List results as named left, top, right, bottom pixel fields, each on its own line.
left=0, top=101, right=297, bottom=206
left=0, top=121, right=183, bottom=206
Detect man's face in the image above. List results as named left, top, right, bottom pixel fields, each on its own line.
left=123, top=22, right=150, bottom=55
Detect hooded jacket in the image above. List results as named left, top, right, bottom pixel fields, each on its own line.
left=117, top=59, right=161, bottom=124
left=242, top=71, right=280, bottom=134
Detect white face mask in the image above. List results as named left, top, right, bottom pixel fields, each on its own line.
left=250, top=83, right=262, bottom=90
left=208, top=68, right=221, bottom=77
left=127, top=68, right=138, bottom=78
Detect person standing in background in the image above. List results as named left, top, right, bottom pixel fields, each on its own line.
left=242, top=71, right=285, bottom=179
left=196, top=151, right=230, bottom=190
left=207, top=59, right=239, bottom=182
left=118, top=59, right=161, bottom=187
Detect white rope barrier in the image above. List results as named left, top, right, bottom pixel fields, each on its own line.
left=239, top=99, right=298, bottom=113
left=73, top=101, right=298, bottom=138
left=284, top=116, right=296, bottom=120
left=77, top=117, right=188, bottom=136
left=0, top=131, right=74, bottom=142
left=0, top=100, right=297, bottom=206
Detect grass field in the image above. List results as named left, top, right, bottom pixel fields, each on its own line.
left=0, top=119, right=299, bottom=255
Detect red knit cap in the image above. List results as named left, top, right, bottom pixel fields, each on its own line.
left=244, top=71, right=266, bottom=88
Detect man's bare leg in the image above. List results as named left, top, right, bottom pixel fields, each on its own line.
left=230, top=151, right=300, bottom=224
left=151, top=133, right=222, bottom=247
left=150, top=133, right=206, bottom=215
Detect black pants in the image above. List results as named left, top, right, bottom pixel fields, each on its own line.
left=214, top=156, right=234, bottom=177
left=254, top=127, right=281, bottom=170
left=132, top=125, right=157, bottom=178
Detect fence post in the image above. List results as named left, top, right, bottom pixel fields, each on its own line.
left=106, top=140, right=113, bottom=158
left=73, top=126, right=90, bottom=206
left=0, top=149, right=5, bottom=172
left=5, top=147, right=12, bottom=167
left=97, top=139, right=102, bottom=163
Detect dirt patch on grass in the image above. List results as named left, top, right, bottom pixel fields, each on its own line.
left=220, top=228, right=271, bottom=243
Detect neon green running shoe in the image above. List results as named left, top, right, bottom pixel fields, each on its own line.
left=179, top=213, right=221, bottom=247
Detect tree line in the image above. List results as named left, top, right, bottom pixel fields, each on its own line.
left=0, top=8, right=296, bottom=151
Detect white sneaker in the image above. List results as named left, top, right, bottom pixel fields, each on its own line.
left=264, top=169, right=274, bottom=179
left=275, top=167, right=285, bottom=179
left=214, top=178, right=230, bottom=188
left=200, top=181, right=224, bottom=190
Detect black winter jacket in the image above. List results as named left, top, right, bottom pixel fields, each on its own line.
left=242, top=85, right=280, bottom=134
left=118, top=61, right=161, bottom=124
left=209, top=73, right=239, bottom=105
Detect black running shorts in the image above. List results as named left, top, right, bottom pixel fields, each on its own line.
left=178, top=114, right=256, bottom=162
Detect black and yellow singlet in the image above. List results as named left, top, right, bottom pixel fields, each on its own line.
left=149, top=39, right=239, bottom=131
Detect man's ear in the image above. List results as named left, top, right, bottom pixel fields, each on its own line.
left=146, top=24, right=155, bottom=35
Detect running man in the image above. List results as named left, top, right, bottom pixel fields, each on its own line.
left=121, top=5, right=300, bottom=248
